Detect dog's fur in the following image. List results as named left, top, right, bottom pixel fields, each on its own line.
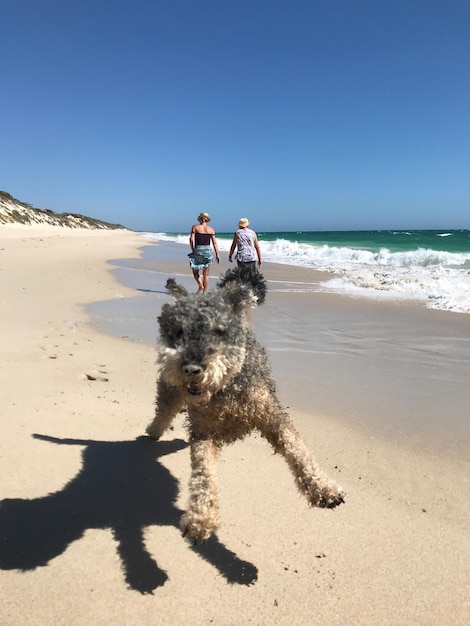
left=146, top=267, right=345, bottom=540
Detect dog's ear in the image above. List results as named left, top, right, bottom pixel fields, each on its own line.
left=217, top=267, right=267, bottom=312
left=166, top=278, right=189, bottom=298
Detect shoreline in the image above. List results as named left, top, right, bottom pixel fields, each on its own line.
left=1, top=226, right=469, bottom=625
left=93, top=235, right=470, bottom=460
left=144, top=230, right=470, bottom=315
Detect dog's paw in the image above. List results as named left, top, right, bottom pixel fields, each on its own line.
left=307, top=482, right=345, bottom=509
left=180, top=512, right=218, bottom=542
left=316, top=483, right=345, bottom=509
left=318, top=491, right=345, bottom=509
left=145, top=424, right=163, bottom=440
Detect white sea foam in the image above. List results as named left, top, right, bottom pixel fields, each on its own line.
left=142, top=232, right=470, bottom=314
left=322, top=267, right=470, bottom=313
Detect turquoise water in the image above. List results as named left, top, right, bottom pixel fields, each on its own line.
left=164, top=228, right=469, bottom=253
left=232, top=229, right=470, bottom=254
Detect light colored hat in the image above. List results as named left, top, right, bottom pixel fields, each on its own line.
left=198, top=212, right=211, bottom=223
left=238, top=217, right=250, bottom=227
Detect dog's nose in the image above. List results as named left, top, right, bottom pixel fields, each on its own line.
left=184, top=364, right=203, bottom=377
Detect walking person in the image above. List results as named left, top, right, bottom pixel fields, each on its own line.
left=188, top=212, right=220, bottom=294
left=228, top=218, right=262, bottom=270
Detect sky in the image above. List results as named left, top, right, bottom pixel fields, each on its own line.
left=1, top=0, right=469, bottom=233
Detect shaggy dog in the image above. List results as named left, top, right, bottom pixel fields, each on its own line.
left=146, top=268, right=344, bottom=540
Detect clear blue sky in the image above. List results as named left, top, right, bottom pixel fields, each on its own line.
left=1, top=0, right=469, bottom=232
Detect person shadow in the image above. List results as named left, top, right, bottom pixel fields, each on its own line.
left=0, top=434, right=258, bottom=594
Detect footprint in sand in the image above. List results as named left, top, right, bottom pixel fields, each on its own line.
left=85, top=366, right=109, bottom=382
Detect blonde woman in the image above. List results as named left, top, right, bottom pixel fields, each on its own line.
left=188, top=212, right=220, bottom=294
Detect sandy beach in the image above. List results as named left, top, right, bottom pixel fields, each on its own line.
left=1, top=226, right=469, bottom=625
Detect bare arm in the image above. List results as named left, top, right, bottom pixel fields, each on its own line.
left=228, top=233, right=238, bottom=261
left=211, top=234, right=220, bottom=263
left=254, top=234, right=262, bottom=267
left=189, top=226, right=196, bottom=251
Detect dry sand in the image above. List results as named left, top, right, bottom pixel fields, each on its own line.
left=0, top=226, right=469, bottom=625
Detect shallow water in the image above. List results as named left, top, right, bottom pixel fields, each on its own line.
left=87, top=239, right=470, bottom=459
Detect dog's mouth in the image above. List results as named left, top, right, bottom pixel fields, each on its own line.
left=185, top=380, right=212, bottom=405
left=186, top=378, right=206, bottom=396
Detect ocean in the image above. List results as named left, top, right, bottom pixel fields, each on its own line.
left=144, top=229, right=470, bottom=314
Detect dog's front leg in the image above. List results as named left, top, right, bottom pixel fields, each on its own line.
left=259, top=409, right=345, bottom=509
left=146, top=376, right=184, bottom=440
left=180, top=437, right=221, bottom=541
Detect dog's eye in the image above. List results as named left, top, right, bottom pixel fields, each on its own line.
left=168, top=328, right=184, bottom=346
left=213, top=327, right=227, bottom=337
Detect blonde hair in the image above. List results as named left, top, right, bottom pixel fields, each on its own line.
left=198, top=212, right=211, bottom=223
left=238, top=217, right=250, bottom=227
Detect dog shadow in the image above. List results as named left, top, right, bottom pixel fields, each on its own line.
left=0, top=434, right=257, bottom=594
left=136, top=288, right=169, bottom=295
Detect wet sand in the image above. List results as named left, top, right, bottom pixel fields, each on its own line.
left=95, top=237, right=470, bottom=457
left=0, top=227, right=469, bottom=625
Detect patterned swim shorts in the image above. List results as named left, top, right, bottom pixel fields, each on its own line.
left=188, top=245, right=213, bottom=270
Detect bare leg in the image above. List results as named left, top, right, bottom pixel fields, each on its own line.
left=180, top=438, right=221, bottom=540
left=146, top=377, right=183, bottom=440
left=192, top=269, right=204, bottom=294
left=202, top=267, right=210, bottom=294
left=258, top=407, right=345, bottom=508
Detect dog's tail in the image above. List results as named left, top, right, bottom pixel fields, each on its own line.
left=165, top=278, right=189, bottom=298
left=216, top=267, right=267, bottom=307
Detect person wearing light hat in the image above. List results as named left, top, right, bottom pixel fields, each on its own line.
left=228, top=217, right=262, bottom=270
